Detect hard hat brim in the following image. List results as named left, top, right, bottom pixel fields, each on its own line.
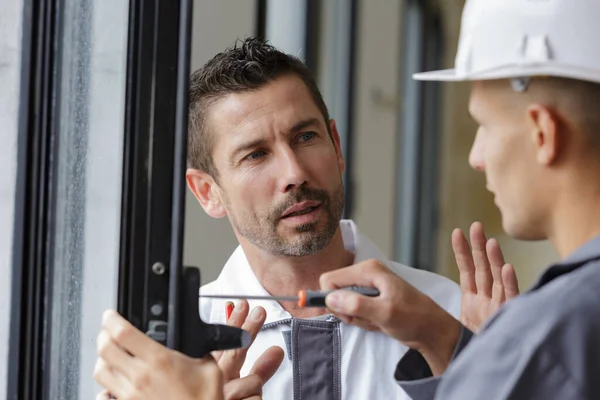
left=413, top=68, right=463, bottom=81
left=412, top=67, right=531, bottom=81
left=414, top=65, right=600, bottom=84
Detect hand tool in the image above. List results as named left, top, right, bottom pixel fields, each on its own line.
left=199, top=286, right=380, bottom=308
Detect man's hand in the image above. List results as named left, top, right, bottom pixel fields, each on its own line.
left=214, top=300, right=284, bottom=400
left=94, top=310, right=224, bottom=400
left=453, top=222, right=520, bottom=332
left=320, top=260, right=462, bottom=375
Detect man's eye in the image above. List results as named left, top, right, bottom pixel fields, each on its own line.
left=245, top=150, right=266, bottom=161
left=298, top=132, right=315, bottom=142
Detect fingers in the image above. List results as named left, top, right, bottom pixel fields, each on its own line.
left=212, top=350, right=224, bottom=364
left=452, top=228, right=476, bottom=294
left=320, top=259, right=388, bottom=291
left=93, top=358, right=130, bottom=399
left=325, top=290, right=380, bottom=325
left=102, top=310, right=161, bottom=360
left=321, top=260, right=401, bottom=328
left=213, top=301, right=238, bottom=363
left=338, top=315, right=380, bottom=332
left=96, top=390, right=111, bottom=400
left=223, top=347, right=284, bottom=400
left=470, top=222, right=493, bottom=297
left=249, top=346, right=284, bottom=385
left=226, top=301, right=235, bottom=322
left=501, top=264, right=520, bottom=299
left=223, top=374, right=263, bottom=400
left=218, top=301, right=266, bottom=382
left=485, top=237, right=506, bottom=266
left=226, top=300, right=249, bottom=328
left=96, top=329, right=141, bottom=380
left=486, top=238, right=506, bottom=302
left=217, top=300, right=249, bottom=380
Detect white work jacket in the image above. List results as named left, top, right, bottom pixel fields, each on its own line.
left=199, top=220, right=461, bottom=400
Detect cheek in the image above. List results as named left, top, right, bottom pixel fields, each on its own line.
left=487, top=132, right=531, bottom=194
left=227, top=172, right=276, bottom=211
left=482, top=135, right=513, bottom=192
left=305, top=146, right=342, bottom=177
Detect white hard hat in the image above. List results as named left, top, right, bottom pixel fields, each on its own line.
left=414, top=0, right=600, bottom=85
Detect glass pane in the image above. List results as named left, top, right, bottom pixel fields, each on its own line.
left=47, top=0, right=129, bottom=399
left=0, top=0, right=24, bottom=393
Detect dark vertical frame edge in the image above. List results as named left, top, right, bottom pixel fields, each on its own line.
left=343, top=0, right=359, bottom=219
left=7, top=1, right=35, bottom=397
left=167, top=0, right=193, bottom=350
left=8, top=0, right=60, bottom=398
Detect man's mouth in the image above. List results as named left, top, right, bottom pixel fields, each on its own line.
left=281, top=201, right=321, bottom=218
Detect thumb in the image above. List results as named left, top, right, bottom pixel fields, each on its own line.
left=325, top=290, right=380, bottom=322
left=249, top=346, right=284, bottom=385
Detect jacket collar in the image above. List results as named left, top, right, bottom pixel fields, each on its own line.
left=531, top=234, right=600, bottom=291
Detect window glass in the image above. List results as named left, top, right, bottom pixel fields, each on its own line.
left=46, top=1, right=129, bottom=398
left=0, top=0, right=24, bottom=393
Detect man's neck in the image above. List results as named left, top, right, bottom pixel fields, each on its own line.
left=239, top=227, right=355, bottom=319
left=549, top=170, right=600, bottom=259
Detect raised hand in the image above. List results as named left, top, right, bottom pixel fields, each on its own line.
left=214, top=300, right=284, bottom=400
left=452, top=222, right=520, bottom=332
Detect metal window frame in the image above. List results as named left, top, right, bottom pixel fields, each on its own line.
left=322, top=0, right=358, bottom=219
left=118, top=0, right=245, bottom=357
left=256, top=0, right=267, bottom=39
left=394, top=0, right=444, bottom=271
left=8, top=0, right=60, bottom=398
left=8, top=1, right=199, bottom=398
left=117, top=0, right=193, bottom=350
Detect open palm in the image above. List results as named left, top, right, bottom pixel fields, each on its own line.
left=452, top=222, right=520, bottom=332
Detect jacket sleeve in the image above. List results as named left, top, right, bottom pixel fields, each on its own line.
left=395, top=325, right=474, bottom=400
left=430, top=324, right=583, bottom=400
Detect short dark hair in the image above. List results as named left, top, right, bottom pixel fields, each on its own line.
left=188, top=37, right=331, bottom=179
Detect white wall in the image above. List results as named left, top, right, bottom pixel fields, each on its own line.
left=183, top=0, right=258, bottom=284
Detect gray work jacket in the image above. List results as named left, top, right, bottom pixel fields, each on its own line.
left=395, top=235, right=600, bottom=400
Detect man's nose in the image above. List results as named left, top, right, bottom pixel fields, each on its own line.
left=469, top=129, right=486, bottom=172
left=277, top=149, right=308, bottom=192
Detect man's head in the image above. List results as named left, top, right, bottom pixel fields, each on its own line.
left=186, top=37, right=345, bottom=257
left=414, top=0, right=600, bottom=242
left=466, top=77, right=600, bottom=240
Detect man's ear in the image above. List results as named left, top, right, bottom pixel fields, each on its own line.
left=527, top=104, right=559, bottom=166
left=186, top=168, right=227, bottom=218
left=329, top=119, right=346, bottom=174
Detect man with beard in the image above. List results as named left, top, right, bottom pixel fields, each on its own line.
left=93, top=37, right=520, bottom=400
left=182, top=37, right=461, bottom=400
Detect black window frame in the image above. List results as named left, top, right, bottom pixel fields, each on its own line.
left=8, top=0, right=200, bottom=398
left=8, top=0, right=60, bottom=398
